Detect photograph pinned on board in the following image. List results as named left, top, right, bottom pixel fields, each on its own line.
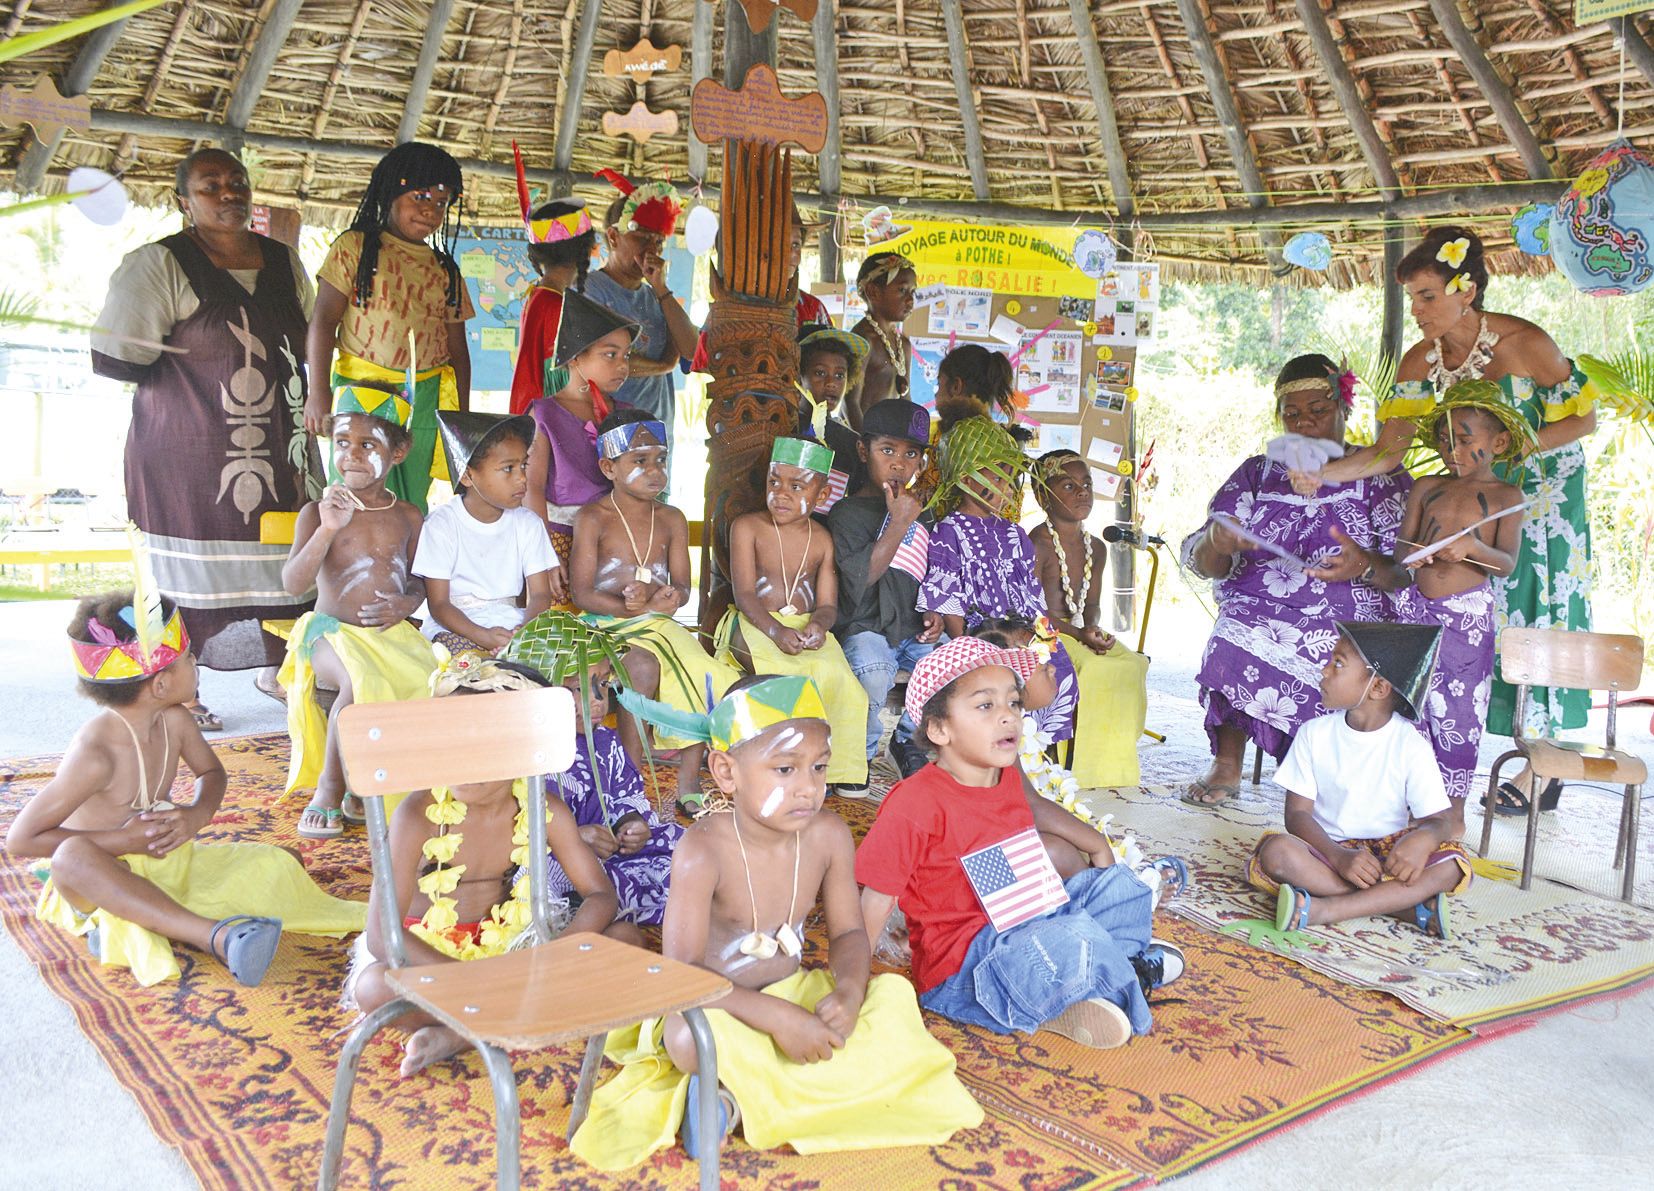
left=1097, top=359, right=1134, bottom=387
left=928, top=286, right=994, bottom=336
left=1058, top=294, right=1095, bottom=322
left=1135, top=309, right=1156, bottom=341
left=1116, top=262, right=1161, bottom=306
left=1015, top=328, right=1084, bottom=415
left=1095, top=387, right=1128, bottom=413
left=1094, top=300, right=1139, bottom=346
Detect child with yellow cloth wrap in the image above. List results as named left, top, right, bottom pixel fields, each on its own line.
left=279, top=384, right=438, bottom=840
left=573, top=675, right=982, bottom=1169
left=9, top=585, right=366, bottom=988
left=715, top=437, right=871, bottom=792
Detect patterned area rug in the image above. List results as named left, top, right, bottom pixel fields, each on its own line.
left=0, top=736, right=1476, bottom=1188
left=1080, top=783, right=1654, bottom=1031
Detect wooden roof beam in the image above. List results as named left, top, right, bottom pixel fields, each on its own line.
left=1294, top=0, right=1400, bottom=201
left=551, top=0, right=605, bottom=184
left=1066, top=0, right=1134, bottom=218
left=1425, top=0, right=1553, bottom=180
left=397, top=0, right=457, bottom=144
left=1173, top=0, right=1287, bottom=271
left=813, top=0, right=843, bottom=281
left=111, top=0, right=198, bottom=171
left=1617, top=15, right=1654, bottom=96
left=477, top=0, right=525, bottom=160
left=224, top=0, right=306, bottom=135
left=940, top=0, right=991, bottom=201
left=688, top=0, right=712, bottom=184
left=14, top=0, right=138, bottom=192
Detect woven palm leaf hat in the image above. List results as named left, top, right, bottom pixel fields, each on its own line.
left=930, top=415, right=1029, bottom=518
left=1335, top=621, right=1442, bottom=720
left=1415, top=379, right=1536, bottom=465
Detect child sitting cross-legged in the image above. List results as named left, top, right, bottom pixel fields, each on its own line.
left=8, top=586, right=366, bottom=987
left=415, top=409, right=564, bottom=656
left=502, top=610, right=684, bottom=927
left=572, top=675, right=983, bottom=1169
left=571, top=409, right=739, bottom=814
left=858, top=637, right=1185, bottom=1050
left=1029, top=449, right=1151, bottom=789
left=827, top=398, right=943, bottom=782
left=343, top=654, right=628, bottom=1077
left=1250, top=622, right=1472, bottom=939
left=716, top=438, right=870, bottom=797
left=281, top=386, right=437, bottom=840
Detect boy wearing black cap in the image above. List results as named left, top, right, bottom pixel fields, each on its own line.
left=1250, top=622, right=1472, bottom=939
left=829, top=399, right=944, bottom=785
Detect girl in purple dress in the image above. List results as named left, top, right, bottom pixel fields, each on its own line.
left=918, top=417, right=1078, bottom=742
left=1179, top=355, right=1410, bottom=806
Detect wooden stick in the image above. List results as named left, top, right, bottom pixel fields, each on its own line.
left=1395, top=538, right=1498, bottom=570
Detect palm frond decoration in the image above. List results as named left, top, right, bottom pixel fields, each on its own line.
left=0, top=0, right=168, bottom=66
left=1580, top=351, right=1654, bottom=427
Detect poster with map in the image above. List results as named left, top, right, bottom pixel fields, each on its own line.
left=454, top=226, right=537, bottom=392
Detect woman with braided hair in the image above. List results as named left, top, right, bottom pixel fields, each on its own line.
left=305, top=142, right=473, bottom=512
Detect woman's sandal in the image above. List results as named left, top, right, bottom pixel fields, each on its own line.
left=1481, top=778, right=1562, bottom=817
left=208, top=914, right=283, bottom=986
left=298, top=804, right=344, bottom=840
left=1413, top=893, right=1452, bottom=940
left=676, top=789, right=712, bottom=819
left=339, top=793, right=367, bottom=826
left=681, top=1074, right=740, bottom=1160
left=1150, top=856, right=1192, bottom=901
left=1275, top=883, right=1312, bottom=933
left=188, top=702, right=224, bottom=732
left=253, top=671, right=287, bottom=705
left=1181, top=779, right=1239, bottom=807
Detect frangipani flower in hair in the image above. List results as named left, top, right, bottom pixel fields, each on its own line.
left=1435, top=237, right=1470, bottom=269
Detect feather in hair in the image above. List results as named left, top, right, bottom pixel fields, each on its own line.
left=615, top=687, right=713, bottom=744
left=124, top=521, right=165, bottom=668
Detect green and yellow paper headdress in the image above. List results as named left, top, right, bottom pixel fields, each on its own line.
left=931, top=416, right=1029, bottom=518
left=331, top=383, right=411, bottom=429
left=1416, top=379, right=1536, bottom=464
left=617, top=675, right=828, bottom=753
left=771, top=436, right=834, bottom=477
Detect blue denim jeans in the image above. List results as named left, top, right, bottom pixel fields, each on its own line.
left=920, top=865, right=1155, bottom=1035
left=840, top=631, right=938, bottom=759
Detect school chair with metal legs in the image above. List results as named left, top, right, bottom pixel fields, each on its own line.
left=316, top=686, right=732, bottom=1191
left=1478, top=628, right=1647, bottom=902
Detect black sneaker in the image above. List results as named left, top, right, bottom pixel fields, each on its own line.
left=888, top=735, right=929, bottom=779
left=1131, top=939, right=1186, bottom=995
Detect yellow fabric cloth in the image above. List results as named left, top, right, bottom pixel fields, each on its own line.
left=35, top=840, right=367, bottom=986
left=1061, top=631, right=1150, bottom=789
left=591, top=613, right=740, bottom=749
left=570, top=969, right=982, bottom=1170
left=715, top=610, right=869, bottom=784
left=1541, top=364, right=1599, bottom=422
left=278, top=613, right=438, bottom=798
left=317, top=230, right=475, bottom=369
left=331, top=351, right=459, bottom=484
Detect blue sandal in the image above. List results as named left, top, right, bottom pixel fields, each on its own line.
left=681, top=1074, right=738, bottom=1160
left=1275, top=883, right=1311, bottom=932
left=1151, top=856, right=1191, bottom=900
left=1413, top=893, right=1452, bottom=940
left=209, top=914, right=283, bottom=987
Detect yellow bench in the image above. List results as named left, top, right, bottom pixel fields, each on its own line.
left=0, top=545, right=132, bottom=591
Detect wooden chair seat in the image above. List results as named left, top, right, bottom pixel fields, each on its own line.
left=1525, top=739, right=1647, bottom=785
left=388, top=933, right=728, bottom=1052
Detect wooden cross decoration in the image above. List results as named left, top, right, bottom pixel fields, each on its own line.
left=0, top=75, right=90, bottom=144
left=601, top=38, right=682, bottom=82
left=716, top=0, right=818, bottom=36
left=691, top=63, right=828, bottom=154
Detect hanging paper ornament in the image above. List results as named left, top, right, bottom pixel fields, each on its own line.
left=1282, top=231, right=1332, bottom=271
left=1549, top=140, right=1654, bottom=296
left=1073, top=229, right=1117, bottom=278
left=1510, top=203, right=1552, bottom=257
left=684, top=203, right=719, bottom=255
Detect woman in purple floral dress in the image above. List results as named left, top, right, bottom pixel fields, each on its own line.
left=1179, top=355, right=1411, bottom=805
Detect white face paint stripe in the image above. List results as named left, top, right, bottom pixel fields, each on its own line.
left=760, top=787, right=784, bottom=817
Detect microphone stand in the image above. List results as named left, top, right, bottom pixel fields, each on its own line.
left=1105, top=528, right=1167, bottom=745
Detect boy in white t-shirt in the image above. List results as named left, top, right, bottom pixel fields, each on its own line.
left=1249, top=621, right=1472, bottom=939
left=414, top=411, right=563, bottom=655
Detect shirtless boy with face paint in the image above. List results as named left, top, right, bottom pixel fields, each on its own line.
left=569, top=675, right=980, bottom=1171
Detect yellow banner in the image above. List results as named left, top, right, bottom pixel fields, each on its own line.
left=877, top=219, right=1095, bottom=298
left=1576, top=0, right=1654, bottom=20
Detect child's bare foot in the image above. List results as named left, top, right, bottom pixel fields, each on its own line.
left=401, top=1025, right=468, bottom=1076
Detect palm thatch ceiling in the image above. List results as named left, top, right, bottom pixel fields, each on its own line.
left=4, top=1, right=1652, bottom=282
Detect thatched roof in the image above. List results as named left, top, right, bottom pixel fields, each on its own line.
left=3, top=1, right=1649, bottom=282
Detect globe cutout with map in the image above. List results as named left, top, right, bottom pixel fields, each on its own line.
left=1549, top=140, right=1654, bottom=298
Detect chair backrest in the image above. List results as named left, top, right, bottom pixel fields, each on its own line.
left=1499, top=628, right=1644, bottom=692
left=337, top=686, right=577, bottom=798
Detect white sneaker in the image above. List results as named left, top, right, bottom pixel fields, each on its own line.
left=1042, top=997, right=1132, bottom=1049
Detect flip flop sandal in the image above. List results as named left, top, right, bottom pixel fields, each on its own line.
left=1275, top=883, right=1311, bottom=933
left=676, top=790, right=712, bottom=819
left=1182, top=780, right=1238, bottom=807
left=209, top=914, right=283, bottom=987
left=253, top=674, right=287, bottom=705
left=1413, top=893, right=1452, bottom=940
left=1151, top=856, right=1191, bottom=900
left=681, top=1075, right=739, bottom=1161
left=189, top=704, right=224, bottom=732
left=1482, top=779, right=1563, bottom=817
left=339, top=794, right=367, bottom=825
left=297, top=804, right=344, bottom=840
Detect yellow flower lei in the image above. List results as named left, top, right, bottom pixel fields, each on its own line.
left=409, top=778, right=540, bottom=961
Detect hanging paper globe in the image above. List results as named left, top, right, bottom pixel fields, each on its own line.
left=683, top=204, right=718, bottom=256
left=1549, top=140, right=1654, bottom=296
left=1073, top=229, right=1117, bottom=278
left=1510, top=202, right=1553, bottom=256
left=1282, top=231, right=1332, bottom=271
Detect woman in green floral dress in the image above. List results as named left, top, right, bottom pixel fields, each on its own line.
left=1308, top=226, right=1597, bottom=814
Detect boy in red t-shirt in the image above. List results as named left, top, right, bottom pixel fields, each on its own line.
left=857, top=637, right=1185, bottom=1049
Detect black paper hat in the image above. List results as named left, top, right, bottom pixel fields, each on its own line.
left=1335, top=621, right=1442, bottom=720
left=436, top=410, right=535, bottom=479
left=554, top=288, right=641, bottom=367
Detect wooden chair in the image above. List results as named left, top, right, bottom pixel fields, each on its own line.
left=317, top=687, right=731, bottom=1191
left=1478, top=628, right=1647, bottom=901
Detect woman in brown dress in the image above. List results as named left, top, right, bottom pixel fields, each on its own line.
left=91, top=148, right=316, bottom=728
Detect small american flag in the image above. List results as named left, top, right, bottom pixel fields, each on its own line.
left=961, top=828, right=1069, bottom=931
left=883, top=515, right=931, bottom=582
left=818, top=469, right=850, bottom=513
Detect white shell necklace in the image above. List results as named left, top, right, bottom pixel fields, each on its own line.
left=732, top=808, right=802, bottom=960
left=1048, top=527, right=1092, bottom=621
left=1426, top=314, right=1499, bottom=391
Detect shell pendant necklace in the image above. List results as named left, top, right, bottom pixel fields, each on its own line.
left=867, top=319, right=910, bottom=394
left=773, top=516, right=812, bottom=617
left=1049, top=526, right=1093, bottom=620
left=732, top=808, right=802, bottom=959
left=610, top=494, right=656, bottom=584
left=1427, top=314, right=1499, bottom=390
